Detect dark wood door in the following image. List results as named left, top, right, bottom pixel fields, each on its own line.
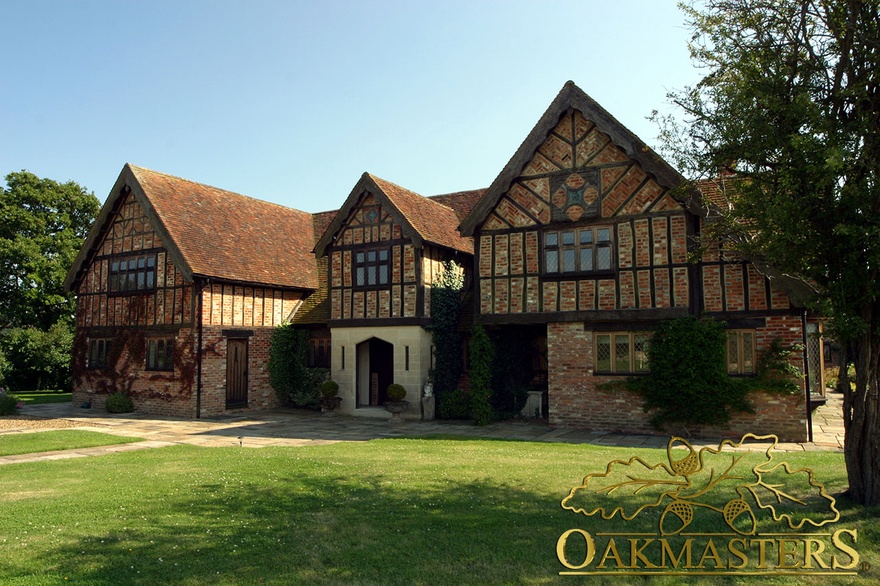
left=226, top=338, right=248, bottom=408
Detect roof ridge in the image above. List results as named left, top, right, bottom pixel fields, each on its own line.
left=128, top=164, right=311, bottom=216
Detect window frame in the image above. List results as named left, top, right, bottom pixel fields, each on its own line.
left=88, top=338, right=113, bottom=369
left=108, top=253, right=157, bottom=294
left=726, top=330, right=756, bottom=375
left=594, top=332, right=651, bottom=375
left=353, top=246, right=391, bottom=287
left=543, top=226, right=613, bottom=276
left=146, top=338, right=175, bottom=372
left=308, top=337, right=331, bottom=368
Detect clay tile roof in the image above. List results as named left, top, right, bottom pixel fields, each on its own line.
left=130, top=165, right=317, bottom=290
left=367, top=174, right=474, bottom=254
left=428, top=188, right=487, bottom=222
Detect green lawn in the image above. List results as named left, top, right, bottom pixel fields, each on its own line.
left=0, top=439, right=876, bottom=585
left=11, top=390, right=72, bottom=405
left=0, top=430, right=142, bottom=457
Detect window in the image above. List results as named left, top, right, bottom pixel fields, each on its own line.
left=544, top=227, right=612, bottom=274
left=88, top=339, right=112, bottom=369
left=308, top=338, right=331, bottom=368
left=595, top=332, right=650, bottom=374
left=146, top=338, right=174, bottom=371
left=727, top=331, right=756, bottom=375
left=109, top=254, right=156, bottom=293
left=354, top=248, right=390, bottom=286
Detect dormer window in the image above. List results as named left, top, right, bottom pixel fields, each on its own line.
left=354, top=248, right=390, bottom=286
left=108, top=254, right=157, bottom=293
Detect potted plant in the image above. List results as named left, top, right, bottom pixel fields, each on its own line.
left=319, top=380, right=341, bottom=416
left=384, top=383, right=409, bottom=422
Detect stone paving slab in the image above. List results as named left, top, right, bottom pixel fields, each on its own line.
left=0, top=395, right=846, bottom=466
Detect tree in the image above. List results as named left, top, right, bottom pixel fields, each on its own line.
left=0, top=170, right=99, bottom=330
left=656, top=1, right=880, bottom=504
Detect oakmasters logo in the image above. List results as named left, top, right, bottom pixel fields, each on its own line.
left=556, top=434, right=863, bottom=577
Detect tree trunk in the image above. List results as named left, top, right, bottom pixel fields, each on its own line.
left=842, top=315, right=880, bottom=505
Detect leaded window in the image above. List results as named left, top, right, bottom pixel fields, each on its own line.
left=88, top=338, right=112, bottom=369
left=595, top=332, right=650, bottom=374
left=544, top=226, right=612, bottom=275
left=146, top=338, right=174, bottom=371
left=354, top=248, right=390, bottom=286
left=727, top=331, right=756, bottom=375
left=108, top=254, right=156, bottom=293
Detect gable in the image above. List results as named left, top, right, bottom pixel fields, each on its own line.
left=460, top=82, right=695, bottom=236
left=478, top=110, right=684, bottom=234
left=66, top=165, right=319, bottom=292
left=314, top=173, right=473, bottom=257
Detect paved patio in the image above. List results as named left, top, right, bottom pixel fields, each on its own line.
left=0, top=392, right=845, bottom=466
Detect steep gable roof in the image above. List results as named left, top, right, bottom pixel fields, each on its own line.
left=65, top=164, right=318, bottom=291
left=314, top=173, right=474, bottom=257
left=459, top=81, right=694, bottom=236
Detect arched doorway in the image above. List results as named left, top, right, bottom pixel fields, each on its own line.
left=356, top=337, right=394, bottom=407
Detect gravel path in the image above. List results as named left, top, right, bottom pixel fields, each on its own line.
left=0, top=416, right=86, bottom=431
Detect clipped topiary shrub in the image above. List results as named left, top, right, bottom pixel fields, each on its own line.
left=320, top=380, right=339, bottom=398
left=386, top=383, right=407, bottom=402
left=469, top=324, right=494, bottom=426
left=105, top=391, right=134, bottom=414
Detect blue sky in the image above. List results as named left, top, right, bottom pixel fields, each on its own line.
left=1, top=1, right=699, bottom=212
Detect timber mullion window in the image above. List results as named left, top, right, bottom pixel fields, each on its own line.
left=88, top=339, right=112, bottom=369
left=595, top=332, right=650, bottom=374
left=354, top=247, right=390, bottom=287
left=146, top=338, right=174, bottom=371
left=544, top=226, right=612, bottom=275
left=108, top=254, right=157, bottom=293
left=727, top=331, right=756, bottom=375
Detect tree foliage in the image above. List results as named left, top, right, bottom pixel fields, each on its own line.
left=0, top=170, right=99, bottom=329
left=0, top=322, right=73, bottom=391
left=657, top=0, right=880, bottom=504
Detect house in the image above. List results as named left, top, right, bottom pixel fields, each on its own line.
left=64, top=164, right=319, bottom=416
left=66, top=81, right=823, bottom=440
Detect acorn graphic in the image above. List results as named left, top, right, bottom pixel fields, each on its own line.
left=660, top=500, right=694, bottom=535
left=722, top=499, right=757, bottom=535
left=667, top=438, right=700, bottom=477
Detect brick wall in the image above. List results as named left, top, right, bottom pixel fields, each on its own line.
left=547, top=321, right=809, bottom=442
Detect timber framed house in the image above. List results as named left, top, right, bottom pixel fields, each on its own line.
left=66, top=82, right=824, bottom=440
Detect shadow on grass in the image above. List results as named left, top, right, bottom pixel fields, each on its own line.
left=7, top=444, right=867, bottom=586
left=46, top=477, right=568, bottom=584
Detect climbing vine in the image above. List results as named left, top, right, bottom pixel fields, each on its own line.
left=268, top=324, right=325, bottom=408
left=624, top=318, right=801, bottom=429
left=427, top=259, right=464, bottom=397
left=469, top=324, right=494, bottom=426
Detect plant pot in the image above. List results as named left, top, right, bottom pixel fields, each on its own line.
left=421, top=395, right=435, bottom=420
left=384, top=400, right=409, bottom=423
left=321, top=396, right=342, bottom=416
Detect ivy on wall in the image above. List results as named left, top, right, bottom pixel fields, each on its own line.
left=469, top=324, right=494, bottom=426
left=621, top=318, right=801, bottom=429
left=427, top=260, right=464, bottom=397
left=268, top=324, right=326, bottom=408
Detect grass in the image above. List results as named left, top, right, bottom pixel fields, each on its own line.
left=0, top=430, right=142, bottom=457
left=0, top=438, right=876, bottom=585
left=11, top=390, right=72, bottom=405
